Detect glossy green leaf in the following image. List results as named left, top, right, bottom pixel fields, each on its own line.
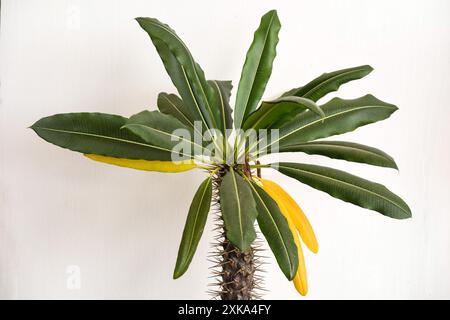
left=209, top=80, right=233, bottom=134
left=173, top=176, right=212, bottom=279
left=141, top=35, right=203, bottom=127
left=274, top=162, right=411, bottom=219
left=234, top=10, right=281, bottom=128
left=157, top=92, right=194, bottom=128
left=243, top=96, right=323, bottom=130
left=281, top=65, right=373, bottom=102
left=123, top=110, right=199, bottom=159
left=261, top=95, right=397, bottom=154
left=30, top=113, right=172, bottom=160
left=136, top=17, right=219, bottom=131
left=247, top=180, right=298, bottom=280
left=219, top=169, right=258, bottom=251
left=281, top=141, right=398, bottom=169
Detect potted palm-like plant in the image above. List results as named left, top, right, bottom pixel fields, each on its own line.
left=31, top=10, right=411, bottom=300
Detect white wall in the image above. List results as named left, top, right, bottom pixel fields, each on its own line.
left=1, top=0, right=449, bottom=299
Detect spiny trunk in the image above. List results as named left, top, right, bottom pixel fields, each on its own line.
left=209, top=166, right=261, bottom=300
left=219, top=236, right=256, bottom=300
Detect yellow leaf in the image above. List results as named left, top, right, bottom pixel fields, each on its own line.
left=257, top=178, right=308, bottom=296
left=84, top=154, right=198, bottom=172
left=290, top=221, right=308, bottom=296
left=258, top=178, right=318, bottom=254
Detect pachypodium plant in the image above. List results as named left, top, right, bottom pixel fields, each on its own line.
left=32, top=10, right=411, bottom=299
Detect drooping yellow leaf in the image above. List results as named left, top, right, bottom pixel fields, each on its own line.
left=258, top=178, right=318, bottom=254
left=257, top=178, right=308, bottom=296
left=290, top=221, right=308, bottom=296
left=84, top=154, right=198, bottom=172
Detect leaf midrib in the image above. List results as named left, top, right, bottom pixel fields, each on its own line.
left=146, top=20, right=219, bottom=129
left=283, top=142, right=393, bottom=164
left=246, top=102, right=280, bottom=129
left=161, top=94, right=194, bottom=128
left=230, top=169, right=244, bottom=244
left=32, top=126, right=186, bottom=155
left=180, top=66, right=210, bottom=130
left=261, top=104, right=396, bottom=153
left=301, top=67, right=368, bottom=99
left=124, top=123, right=204, bottom=151
left=237, top=11, right=276, bottom=124
left=181, top=177, right=211, bottom=270
left=211, top=81, right=226, bottom=133
left=278, top=164, right=410, bottom=217
left=248, top=97, right=317, bottom=130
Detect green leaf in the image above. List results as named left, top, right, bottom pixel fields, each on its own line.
left=158, top=80, right=233, bottom=134
left=274, top=162, right=411, bottom=219
left=219, top=168, right=258, bottom=251
left=247, top=180, right=298, bottom=280
left=242, top=96, right=323, bottom=130
left=173, top=176, right=212, bottom=279
left=209, top=80, right=233, bottom=134
left=281, top=65, right=373, bottom=102
left=157, top=92, right=195, bottom=128
left=136, top=17, right=219, bottom=131
left=262, top=94, right=397, bottom=154
left=280, top=141, right=398, bottom=169
left=234, top=10, right=281, bottom=128
left=143, top=36, right=203, bottom=126
left=30, top=113, right=172, bottom=161
left=123, top=110, right=199, bottom=159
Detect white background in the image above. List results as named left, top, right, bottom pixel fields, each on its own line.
left=1, top=0, right=449, bottom=299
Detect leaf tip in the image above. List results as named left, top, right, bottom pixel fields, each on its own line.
left=134, top=17, right=143, bottom=25
left=287, top=270, right=296, bottom=281
left=398, top=210, right=412, bottom=220
left=157, top=92, right=167, bottom=99
left=392, top=162, right=399, bottom=171
left=364, top=64, right=374, bottom=73
left=134, top=17, right=154, bottom=30
left=172, top=268, right=184, bottom=280
left=29, top=119, right=41, bottom=130
left=261, top=9, right=280, bottom=28
left=402, top=205, right=412, bottom=219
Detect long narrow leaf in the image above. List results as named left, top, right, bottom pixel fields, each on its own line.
left=123, top=110, right=199, bottom=159
left=173, top=177, right=212, bottom=278
left=262, top=94, right=397, bottom=153
left=280, top=141, right=398, bottom=169
left=234, top=10, right=281, bottom=128
left=30, top=113, right=173, bottom=160
left=247, top=179, right=298, bottom=280
left=136, top=17, right=219, bottom=130
left=281, top=65, right=373, bottom=102
left=219, top=169, right=258, bottom=251
left=274, top=162, right=411, bottom=219
left=157, top=92, right=194, bottom=128
left=243, top=96, right=323, bottom=130
left=209, top=80, right=233, bottom=134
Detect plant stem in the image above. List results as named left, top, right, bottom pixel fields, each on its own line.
left=219, top=237, right=256, bottom=300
